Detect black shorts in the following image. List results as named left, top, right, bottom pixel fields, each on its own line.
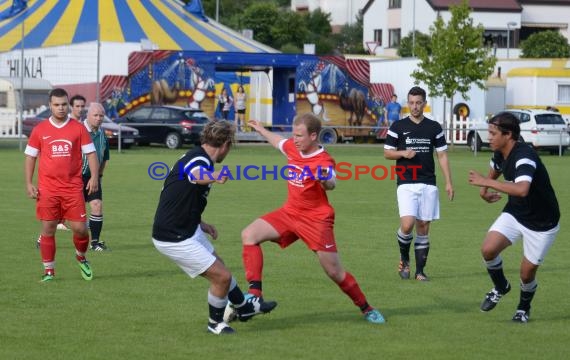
left=237, top=109, right=245, bottom=114
left=83, top=176, right=102, bottom=202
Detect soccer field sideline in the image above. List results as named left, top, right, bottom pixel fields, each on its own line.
left=0, top=144, right=568, bottom=359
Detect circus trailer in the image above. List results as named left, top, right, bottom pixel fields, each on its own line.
left=102, top=50, right=394, bottom=143
left=101, top=50, right=301, bottom=129
left=506, top=64, right=570, bottom=120
left=295, top=56, right=395, bottom=143
left=366, top=58, right=484, bottom=122
left=367, top=57, right=509, bottom=145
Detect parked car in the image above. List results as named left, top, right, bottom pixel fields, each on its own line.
left=115, top=105, right=210, bottom=149
left=22, top=109, right=139, bottom=148
left=467, top=109, right=570, bottom=154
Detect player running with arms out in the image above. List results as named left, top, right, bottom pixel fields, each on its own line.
left=468, top=112, right=560, bottom=323
left=384, top=86, right=454, bottom=282
left=152, top=120, right=277, bottom=335
left=25, top=88, right=99, bottom=282
left=239, top=113, right=385, bottom=324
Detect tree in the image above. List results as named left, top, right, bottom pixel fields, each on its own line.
left=240, top=2, right=281, bottom=46
left=272, top=10, right=309, bottom=50
left=201, top=0, right=289, bottom=25
left=304, top=9, right=332, bottom=37
left=192, top=1, right=363, bottom=55
left=520, top=30, right=570, bottom=58
left=302, top=9, right=334, bottom=54
left=398, top=31, right=432, bottom=57
left=333, top=12, right=366, bottom=54
left=280, top=43, right=302, bottom=54
left=411, top=0, right=496, bottom=144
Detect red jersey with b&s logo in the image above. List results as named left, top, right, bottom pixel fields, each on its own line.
left=25, top=117, right=95, bottom=194
left=279, top=138, right=335, bottom=218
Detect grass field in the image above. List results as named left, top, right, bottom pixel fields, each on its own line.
left=1, top=140, right=568, bottom=359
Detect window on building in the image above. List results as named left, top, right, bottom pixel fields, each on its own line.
left=557, top=84, right=570, bottom=103
left=389, top=29, right=401, bottom=48
left=374, top=29, right=382, bottom=45
left=483, top=30, right=518, bottom=49
left=389, top=0, right=401, bottom=9
left=0, top=92, right=7, bottom=107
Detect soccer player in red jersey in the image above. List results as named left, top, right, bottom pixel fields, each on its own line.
left=24, top=88, right=100, bottom=282
left=241, top=113, right=385, bottom=324
left=52, top=94, right=87, bottom=232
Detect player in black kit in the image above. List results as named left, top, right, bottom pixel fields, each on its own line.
left=384, top=86, right=454, bottom=281
left=152, top=120, right=276, bottom=335
left=468, top=112, right=560, bottom=323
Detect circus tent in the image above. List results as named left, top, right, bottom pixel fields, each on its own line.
left=0, top=0, right=276, bottom=53
left=0, top=0, right=277, bottom=100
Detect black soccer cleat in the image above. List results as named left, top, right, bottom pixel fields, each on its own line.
left=512, top=309, right=530, bottom=323
left=398, top=260, right=410, bottom=280
left=207, top=321, right=236, bottom=335
left=237, top=294, right=278, bottom=322
left=480, top=283, right=511, bottom=312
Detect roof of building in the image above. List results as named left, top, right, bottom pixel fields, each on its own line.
left=518, top=0, right=570, bottom=5
left=362, top=0, right=524, bottom=15
left=426, top=0, right=522, bottom=11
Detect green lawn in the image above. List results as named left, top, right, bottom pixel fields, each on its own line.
left=1, top=141, right=568, bottom=359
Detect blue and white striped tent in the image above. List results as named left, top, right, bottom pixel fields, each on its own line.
left=0, top=0, right=276, bottom=53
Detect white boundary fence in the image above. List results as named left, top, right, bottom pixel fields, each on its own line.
left=446, top=116, right=484, bottom=145
left=0, top=109, right=21, bottom=137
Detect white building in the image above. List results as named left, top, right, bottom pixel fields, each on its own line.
left=291, top=0, right=368, bottom=31
left=362, top=0, right=570, bottom=58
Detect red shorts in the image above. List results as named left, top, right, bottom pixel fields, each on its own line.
left=36, top=192, right=86, bottom=222
left=261, top=207, right=336, bottom=252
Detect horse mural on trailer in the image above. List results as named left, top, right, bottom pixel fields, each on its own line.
left=186, top=58, right=215, bottom=110
left=149, top=54, right=215, bottom=108
left=298, top=61, right=327, bottom=119
left=100, top=51, right=240, bottom=120
left=338, top=83, right=367, bottom=127
left=297, top=58, right=371, bottom=128
left=151, top=79, right=178, bottom=105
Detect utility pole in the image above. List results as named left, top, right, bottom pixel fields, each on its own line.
left=412, top=0, right=416, bottom=57
left=506, top=22, right=517, bottom=59
left=216, top=0, right=219, bottom=22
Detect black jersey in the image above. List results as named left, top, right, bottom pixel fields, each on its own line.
left=492, top=142, right=560, bottom=231
left=152, top=147, right=214, bottom=242
left=384, top=116, right=447, bottom=185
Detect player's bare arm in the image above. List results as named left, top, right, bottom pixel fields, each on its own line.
left=437, top=151, right=454, bottom=201
left=190, top=168, right=228, bottom=185
left=200, top=221, right=218, bottom=240
left=468, top=169, right=530, bottom=198
left=319, top=166, right=336, bottom=190
left=384, top=148, right=416, bottom=160
left=85, top=152, right=99, bottom=195
left=99, top=160, right=107, bottom=177
left=470, top=168, right=502, bottom=203
left=24, top=156, right=38, bottom=199
left=248, top=120, right=285, bottom=149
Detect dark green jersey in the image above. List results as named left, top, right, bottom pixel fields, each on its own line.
left=82, top=122, right=109, bottom=177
